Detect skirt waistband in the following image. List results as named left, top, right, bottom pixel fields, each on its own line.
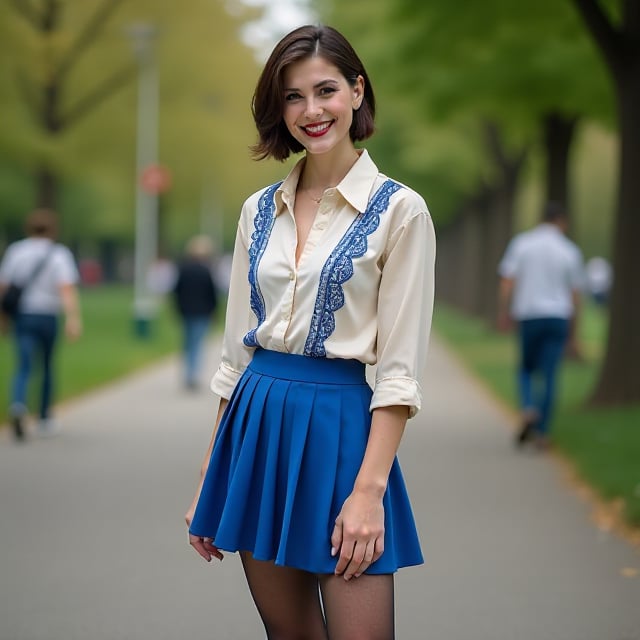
left=248, top=349, right=366, bottom=385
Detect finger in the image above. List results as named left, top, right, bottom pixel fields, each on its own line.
left=203, top=539, right=224, bottom=561
left=373, top=535, right=384, bottom=562
left=353, top=540, right=376, bottom=578
left=343, top=540, right=368, bottom=581
left=189, top=535, right=212, bottom=561
left=330, top=517, right=343, bottom=558
left=189, top=534, right=223, bottom=562
left=334, top=538, right=356, bottom=576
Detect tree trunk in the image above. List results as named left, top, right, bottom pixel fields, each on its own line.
left=457, top=197, right=487, bottom=315
left=36, top=165, right=57, bottom=209
left=589, top=64, right=640, bottom=405
left=478, top=122, right=527, bottom=327
left=543, top=112, right=578, bottom=213
left=479, top=185, right=515, bottom=327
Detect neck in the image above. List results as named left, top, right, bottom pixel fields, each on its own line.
left=300, top=145, right=361, bottom=191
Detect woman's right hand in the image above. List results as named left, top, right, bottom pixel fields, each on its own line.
left=186, top=398, right=228, bottom=563
left=185, top=506, right=224, bottom=562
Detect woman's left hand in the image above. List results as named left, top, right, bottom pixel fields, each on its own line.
left=331, top=490, right=385, bottom=580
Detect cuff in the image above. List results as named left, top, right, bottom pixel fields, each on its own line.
left=370, top=376, right=422, bottom=419
left=210, top=361, right=244, bottom=399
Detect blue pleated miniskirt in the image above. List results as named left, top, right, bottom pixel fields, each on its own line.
left=189, top=349, right=424, bottom=574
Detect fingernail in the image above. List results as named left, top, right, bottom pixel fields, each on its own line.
left=331, top=547, right=337, bottom=556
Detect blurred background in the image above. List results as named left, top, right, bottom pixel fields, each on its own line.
left=0, top=1, right=638, bottom=527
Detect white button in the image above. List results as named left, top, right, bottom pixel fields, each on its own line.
left=316, top=221, right=327, bottom=230
left=289, top=271, right=295, bottom=280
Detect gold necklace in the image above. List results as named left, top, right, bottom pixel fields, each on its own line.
left=304, top=187, right=330, bottom=204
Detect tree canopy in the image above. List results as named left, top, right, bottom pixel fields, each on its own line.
left=0, top=0, right=286, bottom=250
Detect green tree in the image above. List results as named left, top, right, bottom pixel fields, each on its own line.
left=571, top=0, right=640, bottom=405
left=3, top=0, right=133, bottom=208
left=0, top=1, right=284, bottom=252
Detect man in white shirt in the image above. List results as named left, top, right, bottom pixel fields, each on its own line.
left=498, top=202, right=584, bottom=449
left=0, top=209, right=82, bottom=441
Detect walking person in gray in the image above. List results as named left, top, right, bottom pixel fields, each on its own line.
left=0, top=208, right=82, bottom=441
left=497, top=201, right=584, bottom=449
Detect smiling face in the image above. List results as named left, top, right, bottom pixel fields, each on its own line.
left=282, top=55, right=364, bottom=159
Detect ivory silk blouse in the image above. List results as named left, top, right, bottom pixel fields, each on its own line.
left=211, top=150, right=436, bottom=418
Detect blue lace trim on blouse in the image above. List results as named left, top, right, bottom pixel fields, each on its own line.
left=304, top=179, right=403, bottom=357
left=243, top=181, right=282, bottom=347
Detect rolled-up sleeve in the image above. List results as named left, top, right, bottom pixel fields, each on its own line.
left=371, top=209, right=436, bottom=418
left=210, top=209, right=256, bottom=399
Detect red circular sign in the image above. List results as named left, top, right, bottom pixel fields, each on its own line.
left=140, top=164, right=172, bottom=194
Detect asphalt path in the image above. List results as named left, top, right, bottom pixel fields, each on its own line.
left=1, top=337, right=639, bottom=640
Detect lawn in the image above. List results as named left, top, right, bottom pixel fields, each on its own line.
left=0, top=285, right=194, bottom=424
left=432, top=303, right=640, bottom=527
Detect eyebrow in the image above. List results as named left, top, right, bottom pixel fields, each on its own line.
left=284, top=79, right=340, bottom=92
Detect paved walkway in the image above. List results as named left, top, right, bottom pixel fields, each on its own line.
left=0, top=338, right=638, bottom=640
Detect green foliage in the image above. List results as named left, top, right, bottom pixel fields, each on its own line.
left=325, top=0, right=616, bottom=227
left=433, top=303, right=640, bottom=527
left=0, top=0, right=287, bottom=252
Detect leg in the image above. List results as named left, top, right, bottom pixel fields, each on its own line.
left=536, top=319, right=569, bottom=436
left=240, top=552, right=327, bottom=640
left=319, top=573, right=395, bottom=640
left=11, top=316, right=36, bottom=409
left=181, top=317, right=194, bottom=386
left=38, top=315, right=58, bottom=420
left=186, top=315, right=210, bottom=387
left=516, top=320, right=539, bottom=444
left=9, top=316, right=37, bottom=440
left=183, top=316, right=209, bottom=389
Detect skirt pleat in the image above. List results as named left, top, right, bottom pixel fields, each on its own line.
left=189, top=349, right=423, bottom=574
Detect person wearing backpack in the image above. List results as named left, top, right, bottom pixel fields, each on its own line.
left=0, top=208, right=82, bottom=441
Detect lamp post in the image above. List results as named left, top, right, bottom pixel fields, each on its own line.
left=127, top=23, right=158, bottom=338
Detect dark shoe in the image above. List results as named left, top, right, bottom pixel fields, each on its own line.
left=11, top=414, right=25, bottom=441
left=515, top=418, right=536, bottom=447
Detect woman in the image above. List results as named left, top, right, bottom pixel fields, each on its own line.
left=186, top=25, right=435, bottom=639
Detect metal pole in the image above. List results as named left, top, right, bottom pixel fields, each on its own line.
left=129, top=23, right=158, bottom=338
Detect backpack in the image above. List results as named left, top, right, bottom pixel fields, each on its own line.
left=0, top=246, right=55, bottom=318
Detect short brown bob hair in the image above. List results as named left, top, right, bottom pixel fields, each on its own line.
left=251, top=25, right=376, bottom=161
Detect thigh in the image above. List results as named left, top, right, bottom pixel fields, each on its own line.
left=319, top=573, right=395, bottom=640
left=518, top=320, right=538, bottom=371
left=240, top=552, right=327, bottom=640
left=540, top=319, right=569, bottom=374
left=14, top=318, right=36, bottom=366
left=39, top=316, right=58, bottom=364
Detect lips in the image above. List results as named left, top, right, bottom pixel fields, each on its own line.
left=301, top=121, right=334, bottom=137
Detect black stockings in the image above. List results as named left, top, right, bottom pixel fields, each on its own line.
left=319, top=573, right=395, bottom=640
left=240, top=552, right=395, bottom=640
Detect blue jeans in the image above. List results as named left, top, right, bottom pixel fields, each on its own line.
left=11, top=313, right=59, bottom=420
left=518, top=318, right=569, bottom=435
left=182, top=315, right=211, bottom=386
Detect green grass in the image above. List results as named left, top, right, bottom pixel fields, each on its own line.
left=0, top=285, right=189, bottom=424
left=433, top=304, right=640, bottom=527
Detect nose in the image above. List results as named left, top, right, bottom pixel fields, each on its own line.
left=304, top=97, right=322, bottom=119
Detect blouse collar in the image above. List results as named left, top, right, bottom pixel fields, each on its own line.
left=277, top=149, right=380, bottom=215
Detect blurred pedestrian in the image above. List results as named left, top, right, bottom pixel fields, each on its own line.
left=185, top=25, right=435, bottom=639
left=0, top=208, right=82, bottom=441
left=585, top=255, right=612, bottom=307
left=498, top=201, right=584, bottom=450
left=172, top=235, right=218, bottom=391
